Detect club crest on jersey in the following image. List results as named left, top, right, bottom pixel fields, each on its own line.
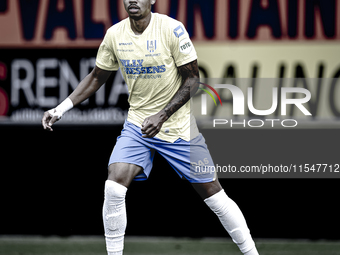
left=147, top=40, right=157, bottom=53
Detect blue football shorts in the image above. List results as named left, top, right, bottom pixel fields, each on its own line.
left=108, top=120, right=217, bottom=183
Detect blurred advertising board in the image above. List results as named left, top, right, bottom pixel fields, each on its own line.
left=0, top=49, right=128, bottom=124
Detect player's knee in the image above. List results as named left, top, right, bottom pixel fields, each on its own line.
left=107, top=163, right=141, bottom=187
left=103, top=181, right=127, bottom=232
left=107, top=164, right=127, bottom=185
left=104, top=180, right=127, bottom=199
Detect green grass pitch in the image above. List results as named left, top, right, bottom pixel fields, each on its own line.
left=1, top=236, right=340, bottom=255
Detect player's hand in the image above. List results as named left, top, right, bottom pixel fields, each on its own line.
left=141, top=111, right=168, bottom=138
left=41, top=109, right=61, bottom=131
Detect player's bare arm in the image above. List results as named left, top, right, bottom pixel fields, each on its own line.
left=141, top=59, right=199, bottom=138
left=68, top=66, right=112, bottom=105
left=42, top=66, right=112, bottom=131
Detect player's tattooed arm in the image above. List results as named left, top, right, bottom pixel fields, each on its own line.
left=164, top=59, right=199, bottom=118
left=141, top=60, right=199, bottom=138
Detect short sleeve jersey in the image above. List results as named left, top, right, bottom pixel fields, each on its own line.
left=96, top=13, right=199, bottom=143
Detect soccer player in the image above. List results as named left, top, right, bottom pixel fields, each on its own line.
left=41, top=1, right=259, bottom=254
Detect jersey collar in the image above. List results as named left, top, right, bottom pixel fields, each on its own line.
left=127, top=12, right=154, bottom=37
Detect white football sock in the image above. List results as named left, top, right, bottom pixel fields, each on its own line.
left=103, top=180, right=127, bottom=255
left=204, top=189, right=259, bottom=255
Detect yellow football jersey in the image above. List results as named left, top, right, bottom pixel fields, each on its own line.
left=96, top=13, right=199, bottom=142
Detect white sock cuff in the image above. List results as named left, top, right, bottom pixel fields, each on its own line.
left=105, top=180, right=127, bottom=196
left=204, top=189, right=228, bottom=211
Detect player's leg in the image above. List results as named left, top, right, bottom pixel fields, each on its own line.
left=192, top=179, right=259, bottom=255
left=103, top=163, right=142, bottom=255
left=103, top=121, right=155, bottom=255
left=155, top=132, right=259, bottom=255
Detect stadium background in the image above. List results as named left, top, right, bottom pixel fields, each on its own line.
left=1, top=0, right=340, bottom=241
